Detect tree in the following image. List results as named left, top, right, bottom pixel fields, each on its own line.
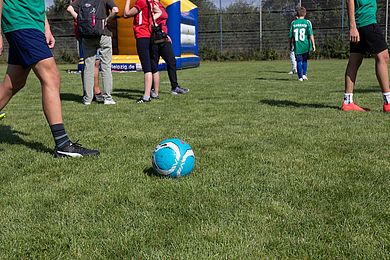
left=223, top=0, right=259, bottom=31
left=46, top=0, right=69, bottom=18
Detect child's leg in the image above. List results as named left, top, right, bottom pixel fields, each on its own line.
left=295, top=54, right=303, bottom=79
left=374, top=49, right=390, bottom=93
left=32, top=57, right=63, bottom=126
left=302, top=53, right=308, bottom=76
left=345, top=53, right=364, bottom=94
left=0, top=65, right=30, bottom=111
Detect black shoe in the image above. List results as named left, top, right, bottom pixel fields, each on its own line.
left=54, top=142, right=100, bottom=158
left=136, top=97, right=151, bottom=103
left=171, top=86, right=189, bottom=95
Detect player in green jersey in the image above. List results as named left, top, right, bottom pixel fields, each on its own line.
left=342, top=0, right=390, bottom=112
left=289, top=7, right=316, bottom=81
left=0, top=0, right=100, bottom=157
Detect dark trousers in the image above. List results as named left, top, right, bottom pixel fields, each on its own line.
left=152, top=41, right=178, bottom=89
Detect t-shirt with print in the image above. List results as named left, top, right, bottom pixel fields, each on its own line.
left=2, top=0, right=45, bottom=34
left=354, top=0, right=377, bottom=28
left=289, top=18, right=314, bottom=55
left=71, top=0, right=117, bottom=37
left=133, top=0, right=154, bottom=38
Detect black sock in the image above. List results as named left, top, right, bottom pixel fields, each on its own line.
left=50, top=123, right=71, bottom=148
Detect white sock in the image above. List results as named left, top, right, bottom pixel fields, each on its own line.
left=143, top=95, right=150, bottom=100
left=383, top=92, right=390, bottom=104
left=344, top=93, right=353, bottom=104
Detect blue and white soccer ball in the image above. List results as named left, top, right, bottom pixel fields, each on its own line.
left=152, top=138, right=195, bottom=178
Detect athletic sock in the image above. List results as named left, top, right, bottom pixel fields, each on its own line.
left=344, top=93, right=353, bottom=104
left=50, top=123, right=71, bottom=148
left=383, top=92, right=390, bottom=104
left=143, top=95, right=150, bottom=100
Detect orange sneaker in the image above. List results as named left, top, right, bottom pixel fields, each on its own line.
left=384, top=103, right=390, bottom=112
left=341, top=102, right=366, bottom=111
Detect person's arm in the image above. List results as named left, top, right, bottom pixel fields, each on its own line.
left=45, top=16, right=55, bottom=49
left=106, top=0, right=119, bottom=21
left=152, top=3, right=162, bottom=20
left=0, top=0, right=3, bottom=55
left=288, top=24, right=294, bottom=51
left=124, top=0, right=139, bottom=18
left=310, top=35, right=316, bottom=52
left=347, top=0, right=359, bottom=43
left=66, top=5, right=78, bottom=20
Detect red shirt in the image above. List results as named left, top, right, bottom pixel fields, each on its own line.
left=133, top=0, right=153, bottom=38
left=155, top=2, right=168, bottom=34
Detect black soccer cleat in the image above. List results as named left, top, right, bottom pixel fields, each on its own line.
left=54, top=142, right=100, bottom=158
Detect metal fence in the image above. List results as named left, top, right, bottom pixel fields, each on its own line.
left=14, top=0, right=388, bottom=61
left=199, top=0, right=390, bottom=57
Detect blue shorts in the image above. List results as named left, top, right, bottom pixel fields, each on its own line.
left=5, top=29, right=53, bottom=69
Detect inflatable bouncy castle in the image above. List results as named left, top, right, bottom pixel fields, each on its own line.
left=78, top=0, right=200, bottom=72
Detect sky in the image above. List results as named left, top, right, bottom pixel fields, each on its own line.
left=45, top=0, right=54, bottom=8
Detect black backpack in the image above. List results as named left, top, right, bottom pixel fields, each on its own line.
left=77, top=0, right=105, bottom=38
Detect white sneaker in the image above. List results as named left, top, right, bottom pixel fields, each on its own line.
left=298, top=78, right=303, bottom=82
left=302, top=75, right=308, bottom=80
left=104, top=98, right=116, bottom=105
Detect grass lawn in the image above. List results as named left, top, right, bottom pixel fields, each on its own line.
left=0, top=60, right=390, bottom=258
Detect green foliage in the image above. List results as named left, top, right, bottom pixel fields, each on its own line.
left=318, top=35, right=349, bottom=59
left=199, top=46, right=278, bottom=61
left=59, top=48, right=79, bottom=64
left=46, top=0, right=69, bottom=18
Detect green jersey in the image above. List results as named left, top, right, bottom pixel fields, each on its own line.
left=354, top=0, right=377, bottom=28
left=289, top=18, right=313, bottom=55
left=2, top=0, right=46, bottom=34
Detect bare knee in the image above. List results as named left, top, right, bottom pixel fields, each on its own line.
left=376, top=50, right=389, bottom=64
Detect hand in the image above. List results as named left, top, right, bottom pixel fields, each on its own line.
left=312, top=46, right=316, bottom=52
left=349, top=27, right=360, bottom=43
left=46, top=31, right=55, bottom=49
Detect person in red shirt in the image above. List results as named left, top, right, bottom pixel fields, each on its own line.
left=124, top=0, right=160, bottom=103
left=150, top=0, right=188, bottom=98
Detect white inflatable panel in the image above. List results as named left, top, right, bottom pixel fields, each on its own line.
left=180, top=24, right=195, bottom=35
left=181, top=34, right=196, bottom=45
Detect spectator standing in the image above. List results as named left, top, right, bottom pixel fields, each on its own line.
left=68, top=0, right=118, bottom=105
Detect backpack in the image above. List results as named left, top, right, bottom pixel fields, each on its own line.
left=77, top=0, right=105, bottom=38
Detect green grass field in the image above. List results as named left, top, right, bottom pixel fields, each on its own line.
left=1, top=60, right=390, bottom=258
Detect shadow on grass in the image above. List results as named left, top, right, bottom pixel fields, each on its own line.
left=260, top=70, right=290, bottom=74
left=260, top=99, right=340, bottom=110
left=143, top=167, right=164, bottom=178
left=0, top=125, right=52, bottom=154
left=256, top=77, right=290, bottom=81
left=334, top=87, right=380, bottom=93
left=113, top=88, right=144, bottom=100
left=60, top=93, right=83, bottom=103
